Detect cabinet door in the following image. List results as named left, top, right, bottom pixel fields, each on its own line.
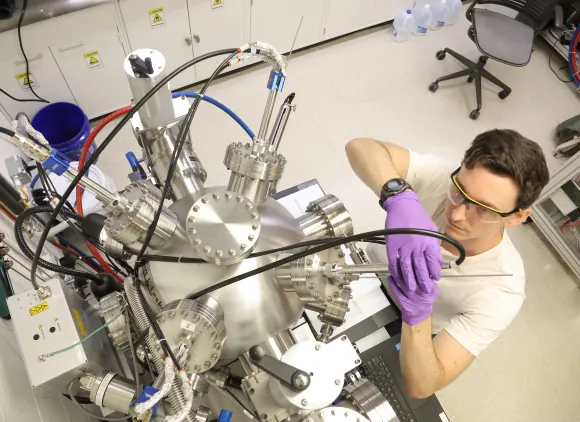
left=250, top=0, right=326, bottom=54
left=0, top=47, right=76, bottom=119
left=371, top=0, right=411, bottom=25
left=323, top=0, right=375, bottom=39
left=49, top=5, right=132, bottom=119
left=187, top=0, right=247, bottom=81
left=119, top=0, right=196, bottom=89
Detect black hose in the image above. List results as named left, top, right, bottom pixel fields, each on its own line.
left=14, top=206, right=102, bottom=282
left=29, top=48, right=243, bottom=294
left=0, top=127, right=15, bottom=137
left=141, top=236, right=387, bottom=264
left=0, top=184, right=25, bottom=216
left=186, top=228, right=465, bottom=301
left=0, top=174, right=21, bottom=203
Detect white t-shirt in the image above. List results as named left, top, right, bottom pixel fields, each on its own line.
left=369, top=151, right=525, bottom=357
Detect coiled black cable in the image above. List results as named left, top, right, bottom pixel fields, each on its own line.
left=186, top=228, right=466, bottom=300
left=14, top=205, right=102, bottom=282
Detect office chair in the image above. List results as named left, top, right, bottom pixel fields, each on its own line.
left=428, top=0, right=563, bottom=120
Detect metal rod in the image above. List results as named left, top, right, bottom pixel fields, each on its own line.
left=62, top=168, right=117, bottom=205
left=339, top=264, right=512, bottom=278
left=268, top=93, right=295, bottom=152
left=257, top=89, right=278, bottom=140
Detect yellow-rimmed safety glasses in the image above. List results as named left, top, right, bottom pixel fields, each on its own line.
left=448, top=167, right=521, bottom=223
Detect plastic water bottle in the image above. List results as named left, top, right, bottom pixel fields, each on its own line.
left=391, top=9, right=416, bottom=42
left=412, top=4, right=432, bottom=36
left=429, top=0, right=449, bottom=30
left=445, top=0, right=462, bottom=25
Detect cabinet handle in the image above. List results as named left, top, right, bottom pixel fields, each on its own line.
left=185, top=36, right=193, bottom=46
left=58, top=42, right=85, bottom=52
left=193, top=34, right=201, bottom=43
left=14, top=53, right=42, bottom=65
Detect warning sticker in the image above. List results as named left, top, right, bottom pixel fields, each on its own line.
left=83, top=50, right=103, bottom=70
left=149, top=8, right=166, bottom=28
left=29, top=302, right=49, bottom=316
left=211, top=0, right=224, bottom=10
left=15, top=72, right=39, bottom=91
left=72, top=307, right=87, bottom=337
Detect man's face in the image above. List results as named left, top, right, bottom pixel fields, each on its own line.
left=443, top=163, right=528, bottom=241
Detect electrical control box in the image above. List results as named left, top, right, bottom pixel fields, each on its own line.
left=7, top=278, right=121, bottom=390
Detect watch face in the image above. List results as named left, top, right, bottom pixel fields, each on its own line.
left=387, top=179, right=404, bottom=191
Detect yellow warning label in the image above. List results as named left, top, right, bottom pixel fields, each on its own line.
left=72, top=307, right=87, bottom=337
left=212, top=0, right=224, bottom=10
left=15, top=72, right=39, bottom=90
left=149, top=7, right=166, bottom=28
left=83, top=50, right=103, bottom=70
left=29, top=302, right=49, bottom=316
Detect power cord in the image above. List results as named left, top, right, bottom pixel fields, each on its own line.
left=546, top=27, right=575, bottom=83
left=186, top=228, right=466, bottom=300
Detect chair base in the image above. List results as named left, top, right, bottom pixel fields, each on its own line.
left=428, top=48, right=512, bottom=120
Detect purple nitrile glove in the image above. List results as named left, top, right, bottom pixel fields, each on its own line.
left=383, top=190, right=443, bottom=292
left=388, top=276, right=439, bottom=326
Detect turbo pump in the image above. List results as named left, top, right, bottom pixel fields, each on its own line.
left=2, top=43, right=463, bottom=422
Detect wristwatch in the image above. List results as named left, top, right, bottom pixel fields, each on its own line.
left=379, top=178, right=413, bottom=208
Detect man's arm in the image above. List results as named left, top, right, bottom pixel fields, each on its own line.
left=400, top=318, right=475, bottom=398
left=345, top=138, right=411, bottom=196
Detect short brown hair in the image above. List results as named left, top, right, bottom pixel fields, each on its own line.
left=463, top=129, right=549, bottom=209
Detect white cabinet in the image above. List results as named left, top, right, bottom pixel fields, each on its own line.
left=370, top=0, right=411, bottom=25
left=48, top=5, right=132, bottom=119
left=323, top=0, right=375, bottom=39
left=187, top=0, right=248, bottom=81
left=0, top=47, right=76, bottom=119
left=250, top=0, right=326, bottom=54
left=119, top=0, right=196, bottom=89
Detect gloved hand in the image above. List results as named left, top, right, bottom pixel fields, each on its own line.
left=387, top=276, right=439, bottom=326
left=383, top=190, right=443, bottom=292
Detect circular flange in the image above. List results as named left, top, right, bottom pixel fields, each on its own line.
left=185, top=188, right=261, bottom=265
left=303, top=407, right=369, bottom=422
left=150, top=297, right=227, bottom=373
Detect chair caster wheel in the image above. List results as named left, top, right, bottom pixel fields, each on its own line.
left=436, top=50, right=446, bottom=60
left=467, top=76, right=474, bottom=83
left=429, top=82, right=439, bottom=92
left=479, top=56, right=488, bottom=64
left=469, top=110, right=480, bottom=120
left=498, top=90, right=510, bottom=100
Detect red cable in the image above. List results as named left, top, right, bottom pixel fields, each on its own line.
left=76, top=106, right=132, bottom=284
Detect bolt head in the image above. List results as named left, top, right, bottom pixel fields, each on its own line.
left=308, top=284, right=314, bottom=290
left=246, top=202, right=253, bottom=210
left=216, top=250, right=223, bottom=257
left=214, top=342, right=221, bottom=349
left=193, top=205, right=200, bottom=212
left=248, top=234, right=255, bottom=241
left=252, top=224, right=259, bottom=230
left=335, top=379, right=341, bottom=385
left=301, top=399, right=308, bottom=406
left=201, top=198, right=208, bottom=204
left=228, top=249, right=236, bottom=256
left=315, top=344, right=321, bottom=351
left=355, top=359, right=361, bottom=364
left=194, top=238, right=202, bottom=245
left=331, top=410, right=336, bottom=416
left=204, top=246, right=211, bottom=253
left=240, top=243, right=247, bottom=250
left=225, top=193, right=232, bottom=199
left=212, top=193, right=220, bottom=200
left=251, top=212, right=258, bottom=219
left=204, top=361, right=211, bottom=368
left=188, top=228, right=196, bottom=233
left=211, top=353, right=218, bottom=360
left=237, top=196, right=244, bottom=202
left=188, top=216, right=195, bottom=223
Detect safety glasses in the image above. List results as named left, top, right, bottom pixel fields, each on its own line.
left=448, top=168, right=521, bottom=223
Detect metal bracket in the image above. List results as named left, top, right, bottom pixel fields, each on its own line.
left=248, top=345, right=311, bottom=392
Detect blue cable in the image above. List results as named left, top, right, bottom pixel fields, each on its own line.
left=569, top=26, right=580, bottom=86
left=172, top=91, right=255, bottom=139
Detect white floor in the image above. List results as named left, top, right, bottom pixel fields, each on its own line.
left=94, top=15, right=580, bottom=422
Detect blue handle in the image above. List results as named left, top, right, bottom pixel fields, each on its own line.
left=218, top=409, right=233, bottom=422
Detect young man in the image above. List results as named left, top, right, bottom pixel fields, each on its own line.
left=345, top=129, right=549, bottom=398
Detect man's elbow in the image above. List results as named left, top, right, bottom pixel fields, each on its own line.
left=403, top=381, right=438, bottom=399
left=345, top=138, right=372, bottom=159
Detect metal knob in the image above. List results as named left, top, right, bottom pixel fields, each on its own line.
left=185, top=36, right=193, bottom=46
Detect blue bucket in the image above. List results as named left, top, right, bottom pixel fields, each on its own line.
left=31, top=102, right=96, bottom=162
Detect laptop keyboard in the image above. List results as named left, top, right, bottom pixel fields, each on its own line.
left=362, top=356, right=416, bottom=422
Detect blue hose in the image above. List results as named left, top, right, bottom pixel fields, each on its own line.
left=569, top=26, right=580, bottom=87
left=172, top=91, right=255, bottom=139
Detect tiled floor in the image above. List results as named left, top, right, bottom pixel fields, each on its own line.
left=94, top=15, right=580, bottom=422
